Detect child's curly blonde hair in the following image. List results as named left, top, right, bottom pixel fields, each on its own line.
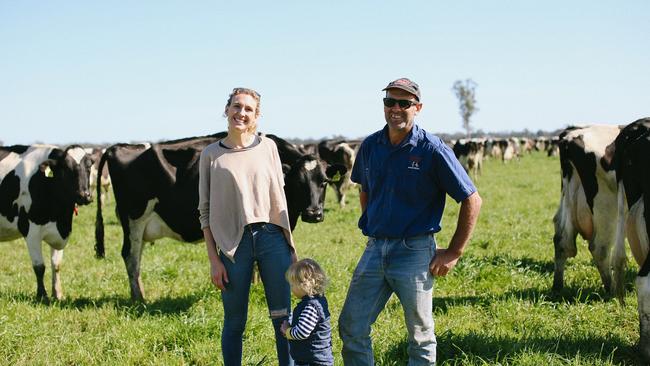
left=285, top=258, right=328, bottom=296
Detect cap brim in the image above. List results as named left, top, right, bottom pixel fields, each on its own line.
left=382, top=86, right=420, bottom=100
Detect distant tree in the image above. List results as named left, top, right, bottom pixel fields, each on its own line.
left=452, top=79, right=479, bottom=138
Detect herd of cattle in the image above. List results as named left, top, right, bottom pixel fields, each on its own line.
left=1, top=119, right=650, bottom=359
left=450, top=135, right=560, bottom=177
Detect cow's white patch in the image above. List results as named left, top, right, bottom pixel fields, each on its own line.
left=143, top=212, right=183, bottom=242
left=0, top=151, right=22, bottom=178
left=15, top=146, right=57, bottom=211
left=304, top=160, right=318, bottom=171
left=67, top=147, right=87, bottom=164
left=40, top=221, right=68, bottom=249
left=564, top=125, right=621, bottom=156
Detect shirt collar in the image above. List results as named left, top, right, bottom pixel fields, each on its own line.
left=378, top=124, right=421, bottom=147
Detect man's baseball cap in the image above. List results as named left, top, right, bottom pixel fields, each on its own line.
left=382, top=78, right=421, bottom=101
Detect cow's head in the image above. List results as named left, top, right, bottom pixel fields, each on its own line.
left=284, top=155, right=347, bottom=225
left=43, top=146, right=95, bottom=205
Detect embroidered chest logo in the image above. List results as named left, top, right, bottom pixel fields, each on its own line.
left=408, top=155, right=422, bottom=170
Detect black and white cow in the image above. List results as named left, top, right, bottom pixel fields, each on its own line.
left=0, top=144, right=94, bottom=300
left=552, top=125, right=622, bottom=293
left=95, top=132, right=345, bottom=301
left=453, top=139, right=483, bottom=177
left=317, top=139, right=356, bottom=207
left=604, top=117, right=650, bottom=361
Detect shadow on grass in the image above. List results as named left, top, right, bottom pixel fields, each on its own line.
left=383, top=331, right=642, bottom=365
left=434, top=284, right=615, bottom=315
left=458, top=254, right=555, bottom=275
left=0, top=290, right=206, bottom=316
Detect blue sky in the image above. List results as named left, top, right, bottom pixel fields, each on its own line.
left=1, top=1, right=649, bottom=144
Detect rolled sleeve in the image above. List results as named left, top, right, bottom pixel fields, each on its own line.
left=197, top=149, right=211, bottom=229
left=433, top=145, right=477, bottom=203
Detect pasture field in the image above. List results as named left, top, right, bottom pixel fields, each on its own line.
left=0, top=151, right=644, bottom=365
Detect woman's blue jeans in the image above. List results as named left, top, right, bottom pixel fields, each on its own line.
left=220, top=223, right=294, bottom=366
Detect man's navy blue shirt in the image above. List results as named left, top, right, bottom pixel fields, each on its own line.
left=351, top=124, right=476, bottom=238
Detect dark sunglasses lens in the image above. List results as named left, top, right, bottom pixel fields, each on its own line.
left=383, top=98, right=414, bottom=108
left=383, top=98, right=396, bottom=108
left=397, top=100, right=412, bottom=108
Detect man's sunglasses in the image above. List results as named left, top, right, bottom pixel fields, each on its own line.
left=383, top=97, right=418, bottom=109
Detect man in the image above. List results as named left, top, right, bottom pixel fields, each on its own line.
left=338, top=78, right=482, bottom=365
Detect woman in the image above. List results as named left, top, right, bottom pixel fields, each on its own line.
left=198, top=87, right=297, bottom=365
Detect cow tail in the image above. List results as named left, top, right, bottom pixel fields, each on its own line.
left=612, top=181, right=628, bottom=305
left=94, top=149, right=108, bottom=258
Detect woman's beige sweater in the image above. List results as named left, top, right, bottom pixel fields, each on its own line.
left=198, top=136, right=295, bottom=262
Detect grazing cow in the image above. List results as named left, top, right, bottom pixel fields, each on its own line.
left=95, top=132, right=345, bottom=301
left=453, top=139, right=483, bottom=177
left=547, top=136, right=560, bottom=157
left=496, top=139, right=516, bottom=162
left=604, top=118, right=650, bottom=361
left=317, top=139, right=356, bottom=207
left=520, top=137, right=535, bottom=154
left=552, top=125, right=622, bottom=293
left=535, top=137, right=550, bottom=152
left=0, top=144, right=94, bottom=300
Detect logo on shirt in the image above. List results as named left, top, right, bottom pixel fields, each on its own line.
left=408, top=155, right=421, bottom=170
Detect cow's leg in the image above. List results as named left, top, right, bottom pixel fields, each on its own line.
left=588, top=185, right=619, bottom=293
left=553, top=188, right=579, bottom=291
left=25, top=230, right=47, bottom=300
left=334, top=181, right=345, bottom=208
left=588, top=236, right=613, bottom=293
left=50, top=248, right=64, bottom=300
left=124, top=218, right=147, bottom=301
left=637, top=275, right=650, bottom=362
left=628, top=197, right=650, bottom=361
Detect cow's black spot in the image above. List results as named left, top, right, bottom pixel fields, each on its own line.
left=18, top=207, right=29, bottom=237
left=0, top=171, right=20, bottom=221
left=560, top=134, right=598, bottom=212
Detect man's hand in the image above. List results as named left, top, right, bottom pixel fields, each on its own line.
left=429, top=248, right=462, bottom=276
left=210, top=260, right=229, bottom=291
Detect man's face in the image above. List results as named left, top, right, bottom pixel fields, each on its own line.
left=383, top=88, right=422, bottom=134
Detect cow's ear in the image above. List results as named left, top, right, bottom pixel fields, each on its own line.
left=39, top=160, right=56, bottom=178
left=326, top=164, right=347, bottom=181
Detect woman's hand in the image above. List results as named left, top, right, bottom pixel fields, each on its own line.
left=210, top=260, right=229, bottom=291
left=280, top=320, right=290, bottom=338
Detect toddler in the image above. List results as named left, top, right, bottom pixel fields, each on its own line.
left=281, top=258, right=333, bottom=366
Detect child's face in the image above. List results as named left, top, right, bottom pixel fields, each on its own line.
left=291, top=284, right=306, bottom=298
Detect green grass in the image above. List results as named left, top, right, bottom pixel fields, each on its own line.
left=0, top=152, right=644, bottom=365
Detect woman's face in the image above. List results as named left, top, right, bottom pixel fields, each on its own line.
left=225, top=93, right=259, bottom=133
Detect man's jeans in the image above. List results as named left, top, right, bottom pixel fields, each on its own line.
left=220, top=223, right=294, bottom=366
left=339, top=234, right=437, bottom=366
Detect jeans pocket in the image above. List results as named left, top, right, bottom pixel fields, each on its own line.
left=402, top=235, right=434, bottom=251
